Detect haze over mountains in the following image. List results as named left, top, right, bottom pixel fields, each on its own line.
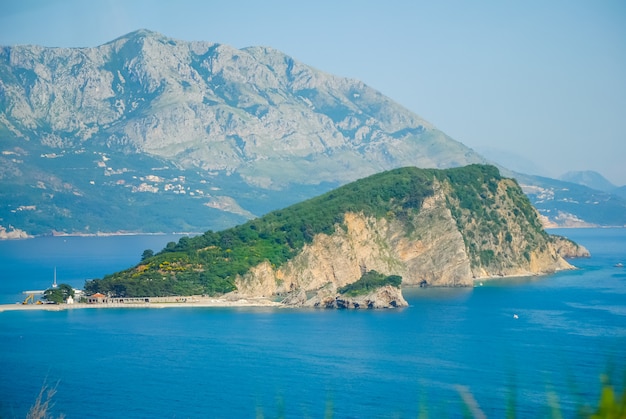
left=1, top=30, right=624, bottom=237
left=559, top=170, right=616, bottom=193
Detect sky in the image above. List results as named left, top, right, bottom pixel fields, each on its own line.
left=1, top=0, right=625, bottom=185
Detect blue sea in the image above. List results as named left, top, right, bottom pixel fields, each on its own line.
left=1, top=229, right=625, bottom=418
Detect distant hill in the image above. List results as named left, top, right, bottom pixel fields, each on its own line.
left=559, top=171, right=616, bottom=192
left=613, top=185, right=626, bottom=200
left=514, top=172, right=626, bottom=228
left=0, top=29, right=623, bottom=235
left=473, top=146, right=549, bottom=178
left=85, top=165, right=587, bottom=304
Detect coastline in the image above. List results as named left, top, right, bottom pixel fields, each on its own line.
left=0, top=297, right=282, bottom=312
left=3, top=272, right=572, bottom=313
left=2, top=265, right=585, bottom=314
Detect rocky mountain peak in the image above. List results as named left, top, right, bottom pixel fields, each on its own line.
left=3, top=30, right=622, bottom=236
left=1, top=30, right=480, bottom=186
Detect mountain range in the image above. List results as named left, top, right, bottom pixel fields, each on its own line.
left=559, top=170, right=624, bottom=194
left=1, top=29, right=624, bottom=237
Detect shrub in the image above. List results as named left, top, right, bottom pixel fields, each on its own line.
left=338, top=270, right=402, bottom=297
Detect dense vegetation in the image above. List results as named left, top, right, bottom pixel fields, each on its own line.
left=0, top=139, right=334, bottom=236
left=434, top=164, right=549, bottom=268
left=43, top=284, right=74, bottom=304
left=85, top=164, right=542, bottom=297
left=338, top=271, right=402, bottom=297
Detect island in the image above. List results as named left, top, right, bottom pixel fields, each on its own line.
left=5, top=165, right=589, bottom=312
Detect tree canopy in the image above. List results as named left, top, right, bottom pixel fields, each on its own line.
left=338, top=271, right=402, bottom=297
left=43, top=284, right=74, bottom=304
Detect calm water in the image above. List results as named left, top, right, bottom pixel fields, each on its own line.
left=0, top=229, right=625, bottom=418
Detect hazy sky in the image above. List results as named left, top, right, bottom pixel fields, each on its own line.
left=1, top=0, right=625, bottom=185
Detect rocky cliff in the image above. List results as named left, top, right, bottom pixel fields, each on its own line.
left=232, top=166, right=587, bottom=304
left=307, top=285, right=408, bottom=309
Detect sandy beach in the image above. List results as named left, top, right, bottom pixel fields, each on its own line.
left=0, top=296, right=283, bottom=312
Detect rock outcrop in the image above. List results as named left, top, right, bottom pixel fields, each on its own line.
left=0, top=225, right=30, bottom=239
left=305, top=285, right=408, bottom=309
left=551, top=235, right=591, bottom=259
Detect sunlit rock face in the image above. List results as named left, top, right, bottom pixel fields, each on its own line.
left=235, top=175, right=584, bottom=305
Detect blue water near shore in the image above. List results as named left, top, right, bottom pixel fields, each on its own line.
left=1, top=229, right=625, bottom=418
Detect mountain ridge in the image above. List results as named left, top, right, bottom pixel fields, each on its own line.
left=559, top=170, right=617, bottom=192
left=1, top=29, right=624, bottom=235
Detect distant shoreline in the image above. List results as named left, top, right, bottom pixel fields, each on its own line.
left=3, top=226, right=623, bottom=241
left=0, top=231, right=203, bottom=241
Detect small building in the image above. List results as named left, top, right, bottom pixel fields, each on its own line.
left=66, top=295, right=74, bottom=304
left=87, top=293, right=107, bottom=304
left=86, top=294, right=151, bottom=304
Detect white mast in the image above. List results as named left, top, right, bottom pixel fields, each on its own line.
left=52, top=267, right=57, bottom=288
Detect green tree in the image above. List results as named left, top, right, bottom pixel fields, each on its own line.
left=141, top=249, right=154, bottom=261
left=43, top=284, right=74, bottom=304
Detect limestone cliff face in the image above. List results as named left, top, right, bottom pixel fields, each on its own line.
left=234, top=177, right=577, bottom=301
left=234, top=188, right=471, bottom=298
left=551, top=235, right=590, bottom=259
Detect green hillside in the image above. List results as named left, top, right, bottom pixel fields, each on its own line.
left=85, top=164, right=540, bottom=297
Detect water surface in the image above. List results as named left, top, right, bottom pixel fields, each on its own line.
left=1, top=229, right=624, bottom=418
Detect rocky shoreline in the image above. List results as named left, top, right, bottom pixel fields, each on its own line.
left=1, top=284, right=411, bottom=312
